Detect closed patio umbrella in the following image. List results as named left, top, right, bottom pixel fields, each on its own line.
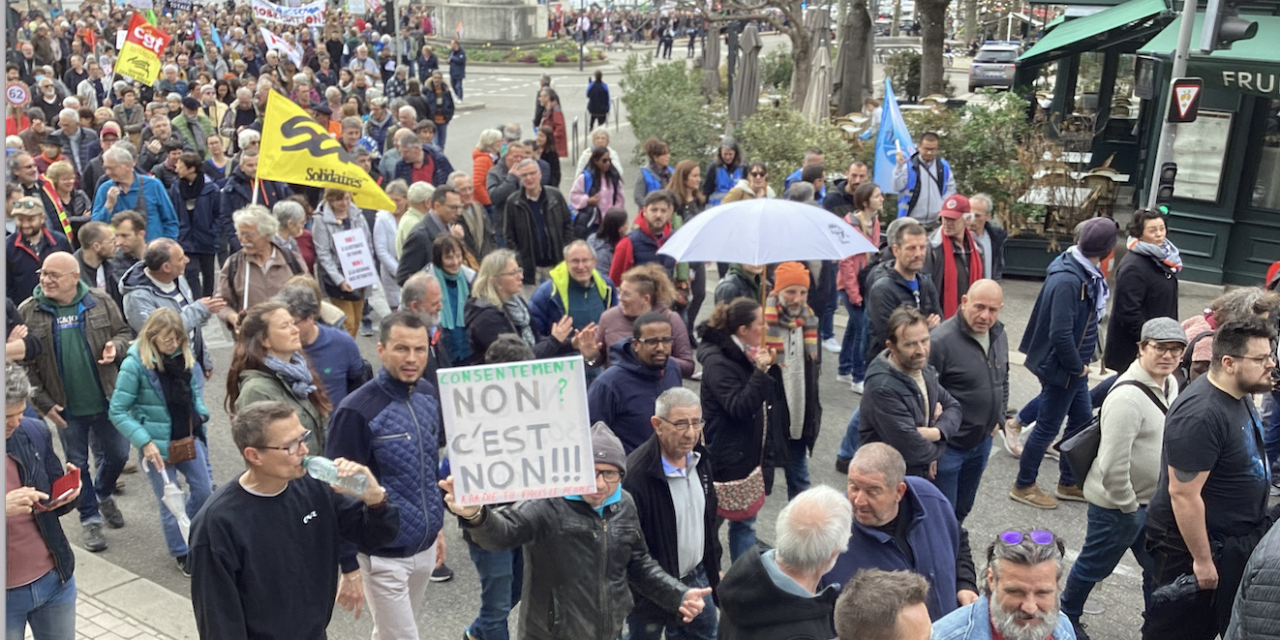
left=729, top=23, right=762, bottom=124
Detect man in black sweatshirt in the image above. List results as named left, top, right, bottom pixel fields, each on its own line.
left=189, top=401, right=400, bottom=640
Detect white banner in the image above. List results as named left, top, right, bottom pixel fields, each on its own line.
left=250, top=0, right=326, bottom=26
left=260, top=26, right=302, bottom=67
left=348, top=0, right=366, bottom=14
left=438, top=357, right=594, bottom=507
left=333, top=228, right=379, bottom=289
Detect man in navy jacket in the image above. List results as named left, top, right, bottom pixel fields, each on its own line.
left=588, top=313, right=683, bottom=453
left=170, top=152, right=224, bottom=298
left=821, top=443, right=977, bottom=621
left=326, top=311, right=446, bottom=638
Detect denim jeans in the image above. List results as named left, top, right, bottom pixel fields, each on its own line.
left=625, top=564, right=717, bottom=640
left=837, top=293, right=867, bottom=380
left=1060, top=504, right=1154, bottom=619
left=931, top=436, right=993, bottom=523
left=781, top=439, right=811, bottom=501
left=1017, top=375, right=1116, bottom=427
left=1263, top=391, right=1280, bottom=473
left=143, top=440, right=214, bottom=557
left=465, top=538, right=524, bottom=640
left=719, top=515, right=758, bottom=562
left=838, top=408, right=861, bottom=461
left=1016, top=374, right=1092, bottom=489
left=817, top=262, right=837, bottom=341
left=434, top=123, right=448, bottom=151
left=60, top=412, right=129, bottom=524
left=451, top=77, right=464, bottom=101
left=6, top=572, right=76, bottom=640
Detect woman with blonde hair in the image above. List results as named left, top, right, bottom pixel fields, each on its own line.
left=463, top=249, right=600, bottom=365
left=43, top=159, right=91, bottom=236
left=595, top=263, right=695, bottom=376
left=109, top=309, right=212, bottom=577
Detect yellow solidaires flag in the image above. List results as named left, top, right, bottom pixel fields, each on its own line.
left=259, top=91, right=395, bottom=211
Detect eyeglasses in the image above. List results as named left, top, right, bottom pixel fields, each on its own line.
left=595, top=468, right=621, bottom=482
left=36, top=269, right=77, bottom=280
left=1231, top=353, right=1276, bottom=366
left=257, top=430, right=312, bottom=456
left=501, top=269, right=523, bottom=278
left=1145, top=342, right=1186, bottom=356
left=999, top=529, right=1055, bottom=546
left=634, top=336, right=674, bottom=347
left=988, top=529, right=1064, bottom=563
left=657, top=416, right=705, bottom=433
left=749, top=171, right=767, bottom=177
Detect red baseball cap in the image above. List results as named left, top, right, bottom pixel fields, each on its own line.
left=940, top=195, right=971, bottom=219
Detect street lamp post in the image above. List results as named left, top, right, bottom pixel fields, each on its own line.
left=579, top=0, right=586, bottom=71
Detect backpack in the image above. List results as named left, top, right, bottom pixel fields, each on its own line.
left=1173, top=330, right=1214, bottom=390
left=856, top=243, right=892, bottom=295
left=1059, top=379, right=1169, bottom=480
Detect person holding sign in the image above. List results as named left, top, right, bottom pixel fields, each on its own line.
left=313, top=189, right=374, bottom=338
left=440, top=422, right=712, bottom=640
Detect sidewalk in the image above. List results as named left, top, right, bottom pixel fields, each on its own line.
left=55, top=547, right=197, bottom=640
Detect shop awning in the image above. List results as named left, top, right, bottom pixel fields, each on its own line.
left=1139, top=13, right=1280, bottom=99
left=1018, top=0, right=1172, bottom=67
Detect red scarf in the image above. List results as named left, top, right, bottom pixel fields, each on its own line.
left=941, top=230, right=983, bottom=318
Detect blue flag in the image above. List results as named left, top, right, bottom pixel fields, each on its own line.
left=210, top=22, right=223, bottom=49
left=873, top=77, right=916, bottom=197
left=194, top=23, right=205, bottom=52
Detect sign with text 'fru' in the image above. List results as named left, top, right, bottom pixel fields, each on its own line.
left=438, top=356, right=593, bottom=506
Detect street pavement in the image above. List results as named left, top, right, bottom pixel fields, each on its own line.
left=46, top=44, right=1220, bottom=640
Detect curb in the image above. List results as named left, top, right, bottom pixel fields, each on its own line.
left=454, top=101, right=487, bottom=112
left=73, top=546, right=197, bottom=640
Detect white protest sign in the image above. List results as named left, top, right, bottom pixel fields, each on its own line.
left=332, top=228, right=379, bottom=289
left=438, top=356, right=594, bottom=506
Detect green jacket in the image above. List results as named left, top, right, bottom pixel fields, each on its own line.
left=235, top=368, right=328, bottom=450
left=109, top=344, right=210, bottom=461
left=171, top=112, right=218, bottom=161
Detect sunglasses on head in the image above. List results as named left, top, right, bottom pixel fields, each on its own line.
left=987, top=529, right=1064, bottom=563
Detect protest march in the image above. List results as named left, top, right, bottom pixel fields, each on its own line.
left=5, top=0, right=1280, bottom=639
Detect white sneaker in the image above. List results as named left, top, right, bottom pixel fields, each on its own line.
left=1001, top=418, right=1026, bottom=457
left=835, top=373, right=852, bottom=383
left=822, top=338, right=841, bottom=353
left=850, top=381, right=865, bottom=394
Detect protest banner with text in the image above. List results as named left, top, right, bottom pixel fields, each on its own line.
left=438, top=356, right=594, bottom=506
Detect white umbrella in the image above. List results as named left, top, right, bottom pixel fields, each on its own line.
left=657, top=199, right=878, bottom=265
left=149, top=462, right=191, bottom=544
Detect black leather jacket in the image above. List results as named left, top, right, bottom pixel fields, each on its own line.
left=462, top=492, right=688, bottom=640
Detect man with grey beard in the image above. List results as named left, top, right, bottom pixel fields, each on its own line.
left=931, top=530, right=1077, bottom=640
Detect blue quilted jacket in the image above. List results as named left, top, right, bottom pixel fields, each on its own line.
left=326, top=368, right=445, bottom=572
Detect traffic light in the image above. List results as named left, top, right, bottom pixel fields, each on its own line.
left=1155, top=163, right=1177, bottom=205
left=1200, top=0, right=1258, bottom=52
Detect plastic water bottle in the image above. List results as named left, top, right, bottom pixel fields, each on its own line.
left=304, top=456, right=369, bottom=495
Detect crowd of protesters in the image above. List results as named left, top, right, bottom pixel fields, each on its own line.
left=7, top=1, right=1280, bottom=640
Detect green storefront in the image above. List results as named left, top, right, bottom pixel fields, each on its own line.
left=1136, top=13, right=1280, bottom=285
left=1011, top=2, right=1279, bottom=285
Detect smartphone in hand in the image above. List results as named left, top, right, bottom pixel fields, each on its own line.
left=33, top=470, right=81, bottom=511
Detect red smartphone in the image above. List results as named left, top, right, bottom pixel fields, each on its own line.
left=33, top=471, right=81, bottom=511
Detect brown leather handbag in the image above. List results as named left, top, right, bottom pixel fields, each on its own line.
left=168, top=418, right=197, bottom=465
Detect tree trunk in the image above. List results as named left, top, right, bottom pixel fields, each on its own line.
left=836, top=0, right=872, bottom=113
left=918, top=0, right=949, bottom=95
left=964, top=0, right=978, bottom=45
left=789, top=27, right=813, bottom=106
left=892, top=0, right=902, bottom=36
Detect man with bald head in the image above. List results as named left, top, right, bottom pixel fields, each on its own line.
left=822, top=443, right=977, bottom=622
left=928, top=279, right=1008, bottom=522
left=19, top=252, right=133, bottom=552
